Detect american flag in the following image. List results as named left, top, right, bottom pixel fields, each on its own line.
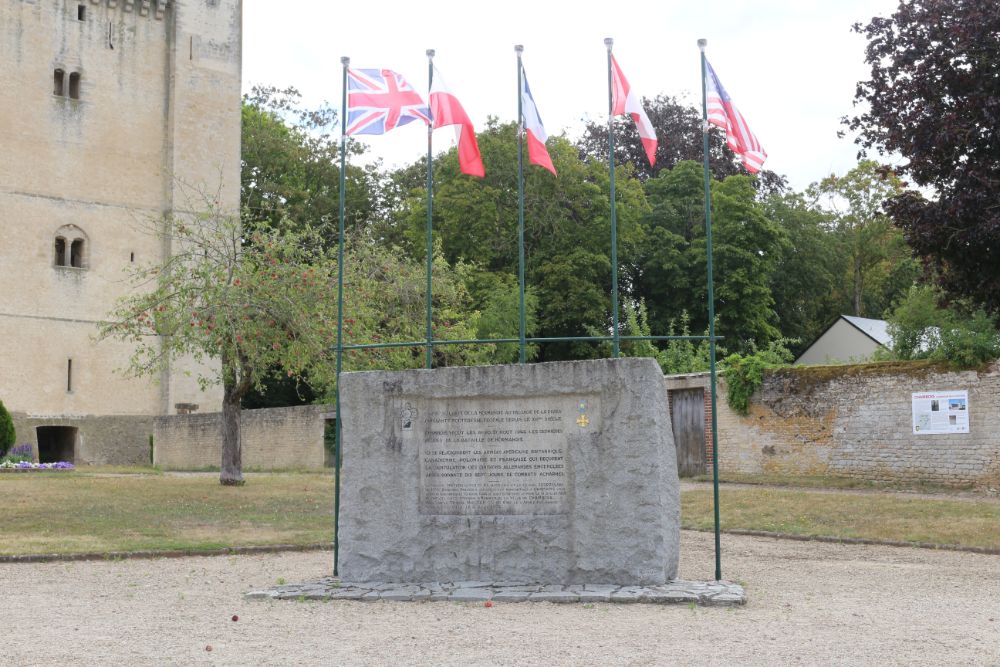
left=346, top=69, right=431, bottom=136
left=705, top=60, right=766, bottom=174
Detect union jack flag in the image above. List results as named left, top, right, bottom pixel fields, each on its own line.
left=346, top=68, right=431, bottom=136
left=705, top=60, right=766, bottom=174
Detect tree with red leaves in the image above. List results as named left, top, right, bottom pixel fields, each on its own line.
left=845, top=0, right=1000, bottom=317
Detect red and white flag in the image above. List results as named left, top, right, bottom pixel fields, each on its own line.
left=520, top=68, right=556, bottom=176
left=705, top=60, right=766, bottom=173
left=429, top=66, right=485, bottom=178
left=610, top=55, right=657, bottom=166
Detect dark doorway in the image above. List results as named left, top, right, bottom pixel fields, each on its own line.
left=670, top=389, right=706, bottom=477
left=36, top=426, right=77, bottom=463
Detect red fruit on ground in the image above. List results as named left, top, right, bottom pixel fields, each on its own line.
left=232, top=615, right=239, bottom=622
left=205, top=646, right=213, bottom=652
left=484, top=601, right=493, bottom=608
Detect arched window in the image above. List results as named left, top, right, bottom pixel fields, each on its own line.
left=54, top=237, right=67, bottom=266
left=69, top=72, right=81, bottom=100
left=70, top=239, right=84, bottom=268
left=53, top=69, right=65, bottom=97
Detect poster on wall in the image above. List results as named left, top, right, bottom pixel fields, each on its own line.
left=911, top=390, right=970, bottom=434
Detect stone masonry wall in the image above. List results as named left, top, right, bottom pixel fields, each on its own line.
left=153, top=404, right=332, bottom=470
left=11, top=413, right=155, bottom=466
left=714, top=361, right=1000, bottom=490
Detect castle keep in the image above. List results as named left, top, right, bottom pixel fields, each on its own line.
left=0, top=0, right=242, bottom=463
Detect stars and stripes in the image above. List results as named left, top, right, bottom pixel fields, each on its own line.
left=346, top=68, right=431, bottom=136
left=705, top=60, right=766, bottom=174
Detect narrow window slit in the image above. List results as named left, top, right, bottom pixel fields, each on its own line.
left=69, top=72, right=81, bottom=100
left=53, top=69, right=65, bottom=97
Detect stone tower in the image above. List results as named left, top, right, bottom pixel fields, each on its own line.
left=0, top=0, right=242, bottom=464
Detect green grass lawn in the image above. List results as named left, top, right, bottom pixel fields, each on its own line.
left=682, top=486, right=1000, bottom=550
left=2, top=469, right=997, bottom=557
left=0, top=470, right=335, bottom=556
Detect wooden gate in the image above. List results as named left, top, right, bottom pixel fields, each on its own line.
left=670, top=388, right=706, bottom=477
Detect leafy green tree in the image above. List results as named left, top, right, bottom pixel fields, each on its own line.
left=101, top=209, right=341, bottom=485
left=766, top=192, right=844, bottom=352
left=241, top=86, right=376, bottom=240
left=846, top=1, right=1000, bottom=315
left=811, top=161, right=917, bottom=318
left=636, top=161, right=786, bottom=354
left=0, top=399, right=15, bottom=457
left=885, top=284, right=1000, bottom=367
left=399, top=120, right=648, bottom=361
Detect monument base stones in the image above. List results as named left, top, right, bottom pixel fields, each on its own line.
left=339, top=357, right=680, bottom=585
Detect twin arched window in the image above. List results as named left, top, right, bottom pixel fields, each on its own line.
left=53, top=69, right=81, bottom=100
left=54, top=226, right=87, bottom=269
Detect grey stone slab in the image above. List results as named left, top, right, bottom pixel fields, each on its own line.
left=452, top=581, right=493, bottom=589
left=359, top=591, right=381, bottom=602
left=450, top=588, right=493, bottom=602
left=243, top=591, right=275, bottom=600
left=578, top=591, right=611, bottom=603
left=338, top=359, right=679, bottom=586
left=530, top=591, right=580, bottom=603
left=327, top=589, right=368, bottom=601
left=645, top=590, right=699, bottom=604
left=583, top=584, right=619, bottom=593
left=610, top=590, right=642, bottom=603
left=491, top=590, right=531, bottom=602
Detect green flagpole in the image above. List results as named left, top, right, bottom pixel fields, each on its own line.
left=334, top=55, right=349, bottom=577
left=698, top=38, right=723, bottom=582
left=425, top=49, right=436, bottom=370
left=604, top=37, right=620, bottom=358
left=515, top=44, right=526, bottom=364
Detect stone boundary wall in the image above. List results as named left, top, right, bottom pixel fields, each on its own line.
left=672, top=361, right=1000, bottom=490
left=153, top=404, right=333, bottom=470
left=11, top=413, right=154, bottom=466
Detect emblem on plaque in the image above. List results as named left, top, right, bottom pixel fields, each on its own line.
left=400, top=402, right=417, bottom=431
left=576, top=400, right=589, bottom=428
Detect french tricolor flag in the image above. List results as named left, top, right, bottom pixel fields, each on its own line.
left=520, top=69, right=556, bottom=176
left=610, top=54, right=657, bottom=166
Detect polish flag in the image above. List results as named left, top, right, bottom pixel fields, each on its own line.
left=610, top=55, right=657, bottom=166
left=521, top=69, right=556, bottom=175
left=429, top=66, right=485, bottom=178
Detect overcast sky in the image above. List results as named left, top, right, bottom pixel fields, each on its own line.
left=243, top=1, right=901, bottom=192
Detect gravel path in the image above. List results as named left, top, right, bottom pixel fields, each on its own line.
left=2, top=531, right=998, bottom=666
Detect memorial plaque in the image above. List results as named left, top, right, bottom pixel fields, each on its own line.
left=339, top=358, right=680, bottom=585
left=418, top=397, right=591, bottom=515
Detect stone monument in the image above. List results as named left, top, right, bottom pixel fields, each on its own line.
left=338, top=357, right=680, bottom=585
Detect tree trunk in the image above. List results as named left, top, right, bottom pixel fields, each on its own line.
left=219, top=386, right=244, bottom=486
left=853, top=258, right=864, bottom=317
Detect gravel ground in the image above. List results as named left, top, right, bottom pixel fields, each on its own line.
left=2, top=531, right=998, bottom=666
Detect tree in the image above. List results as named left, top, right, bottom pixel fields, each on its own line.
left=634, top=161, right=786, bottom=354
left=101, top=208, right=340, bottom=485
left=766, top=192, right=843, bottom=351
left=399, top=120, right=648, bottom=361
left=241, top=86, right=376, bottom=240
left=577, top=94, right=787, bottom=194
left=846, top=1, right=1000, bottom=315
left=0, top=399, right=14, bottom=457
left=811, top=161, right=918, bottom=319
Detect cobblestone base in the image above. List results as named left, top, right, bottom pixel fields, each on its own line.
left=246, top=579, right=746, bottom=607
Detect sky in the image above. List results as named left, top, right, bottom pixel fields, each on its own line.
left=243, top=0, right=902, bottom=192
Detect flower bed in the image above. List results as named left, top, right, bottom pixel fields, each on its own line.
left=0, top=461, right=75, bottom=473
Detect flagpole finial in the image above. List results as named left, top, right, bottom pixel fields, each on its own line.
left=426, top=49, right=435, bottom=59
left=604, top=37, right=613, bottom=51
left=340, top=56, right=350, bottom=66
left=697, top=39, right=707, bottom=52
left=515, top=44, right=524, bottom=54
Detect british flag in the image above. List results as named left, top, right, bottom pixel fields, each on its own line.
left=346, top=68, right=431, bottom=136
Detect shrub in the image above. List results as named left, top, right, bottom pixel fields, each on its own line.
left=0, top=400, right=15, bottom=457
left=722, top=339, right=795, bottom=415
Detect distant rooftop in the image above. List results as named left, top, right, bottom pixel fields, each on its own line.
left=841, top=315, right=892, bottom=346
